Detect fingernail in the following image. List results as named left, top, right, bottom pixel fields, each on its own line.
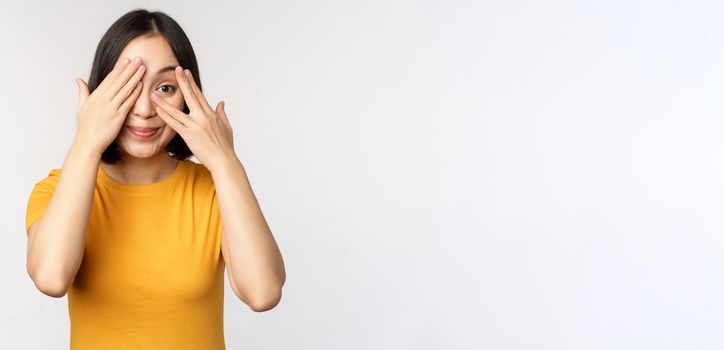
left=123, top=58, right=130, bottom=64
left=184, top=69, right=191, bottom=76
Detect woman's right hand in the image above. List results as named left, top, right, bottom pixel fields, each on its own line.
left=73, top=56, right=146, bottom=155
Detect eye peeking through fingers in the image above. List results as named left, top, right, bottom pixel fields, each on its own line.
left=157, top=84, right=177, bottom=94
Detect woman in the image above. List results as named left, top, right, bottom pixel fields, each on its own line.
left=24, top=9, right=285, bottom=349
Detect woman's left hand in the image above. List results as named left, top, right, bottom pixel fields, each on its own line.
left=152, top=66, right=235, bottom=170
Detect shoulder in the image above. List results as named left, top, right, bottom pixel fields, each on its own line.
left=182, top=160, right=213, bottom=179
left=46, top=168, right=62, bottom=178
left=183, top=159, right=211, bottom=174
left=33, top=168, right=62, bottom=188
left=180, top=160, right=215, bottom=189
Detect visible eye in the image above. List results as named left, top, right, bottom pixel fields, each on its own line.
left=157, top=84, right=177, bottom=94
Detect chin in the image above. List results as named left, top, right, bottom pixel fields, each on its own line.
left=118, top=141, right=167, bottom=159
left=123, top=150, right=162, bottom=159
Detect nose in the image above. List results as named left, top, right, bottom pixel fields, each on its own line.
left=129, top=81, right=157, bottom=119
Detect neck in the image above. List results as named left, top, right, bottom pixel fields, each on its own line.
left=101, top=153, right=179, bottom=184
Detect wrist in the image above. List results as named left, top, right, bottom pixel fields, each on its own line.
left=207, top=153, right=243, bottom=176
left=69, top=138, right=103, bottom=162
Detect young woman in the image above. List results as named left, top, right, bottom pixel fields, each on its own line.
left=24, top=9, right=285, bottom=349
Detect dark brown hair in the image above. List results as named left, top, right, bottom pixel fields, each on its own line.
left=87, top=8, right=200, bottom=164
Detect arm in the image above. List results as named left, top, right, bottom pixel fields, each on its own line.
left=149, top=63, right=285, bottom=310
left=26, top=139, right=100, bottom=297
left=211, top=155, right=286, bottom=312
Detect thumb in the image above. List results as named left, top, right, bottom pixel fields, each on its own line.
left=216, top=100, right=230, bottom=127
left=75, top=78, right=89, bottom=106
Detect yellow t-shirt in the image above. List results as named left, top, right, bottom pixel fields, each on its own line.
left=25, top=159, right=226, bottom=349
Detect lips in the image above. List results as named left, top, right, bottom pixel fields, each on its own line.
left=126, top=126, right=161, bottom=138
left=127, top=126, right=160, bottom=132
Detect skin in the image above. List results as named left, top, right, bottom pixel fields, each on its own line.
left=101, top=34, right=184, bottom=184
left=26, top=34, right=285, bottom=312
left=117, top=36, right=286, bottom=312
left=153, top=53, right=286, bottom=312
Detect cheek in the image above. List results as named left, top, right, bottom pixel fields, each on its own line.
left=171, top=94, right=185, bottom=111
left=156, top=96, right=186, bottom=123
left=162, top=125, right=178, bottom=140
left=156, top=93, right=184, bottom=110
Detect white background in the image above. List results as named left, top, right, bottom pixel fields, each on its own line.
left=2, top=0, right=722, bottom=349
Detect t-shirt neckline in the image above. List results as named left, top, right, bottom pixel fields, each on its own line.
left=98, top=159, right=186, bottom=194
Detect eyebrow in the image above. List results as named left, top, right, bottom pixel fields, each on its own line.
left=155, top=65, right=179, bottom=75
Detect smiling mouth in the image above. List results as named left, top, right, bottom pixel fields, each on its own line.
left=126, top=126, right=161, bottom=138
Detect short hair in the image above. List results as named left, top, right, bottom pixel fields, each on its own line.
left=86, top=8, right=200, bottom=164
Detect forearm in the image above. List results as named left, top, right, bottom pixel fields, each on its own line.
left=210, top=156, right=286, bottom=300
left=28, top=139, right=100, bottom=294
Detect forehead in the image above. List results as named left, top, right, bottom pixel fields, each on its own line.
left=116, top=35, right=179, bottom=71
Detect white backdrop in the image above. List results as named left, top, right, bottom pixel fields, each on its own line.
left=2, top=0, right=722, bottom=349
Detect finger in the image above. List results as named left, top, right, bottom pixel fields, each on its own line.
left=216, top=101, right=231, bottom=129
left=111, top=63, right=145, bottom=109
left=118, top=81, right=143, bottom=115
left=76, top=78, right=90, bottom=106
left=152, top=92, right=194, bottom=126
left=107, top=57, right=144, bottom=100
left=174, top=66, right=203, bottom=116
left=155, top=101, right=188, bottom=133
left=183, top=69, right=214, bottom=115
left=217, top=101, right=234, bottom=147
left=96, top=57, right=131, bottom=93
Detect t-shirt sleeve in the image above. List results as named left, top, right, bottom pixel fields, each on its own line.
left=197, top=163, right=223, bottom=253
left=205, top=170, right=223, bottom=232
left=25, top=169, right=61, bottom=233
left=210, top=187, right=223, bottom=235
